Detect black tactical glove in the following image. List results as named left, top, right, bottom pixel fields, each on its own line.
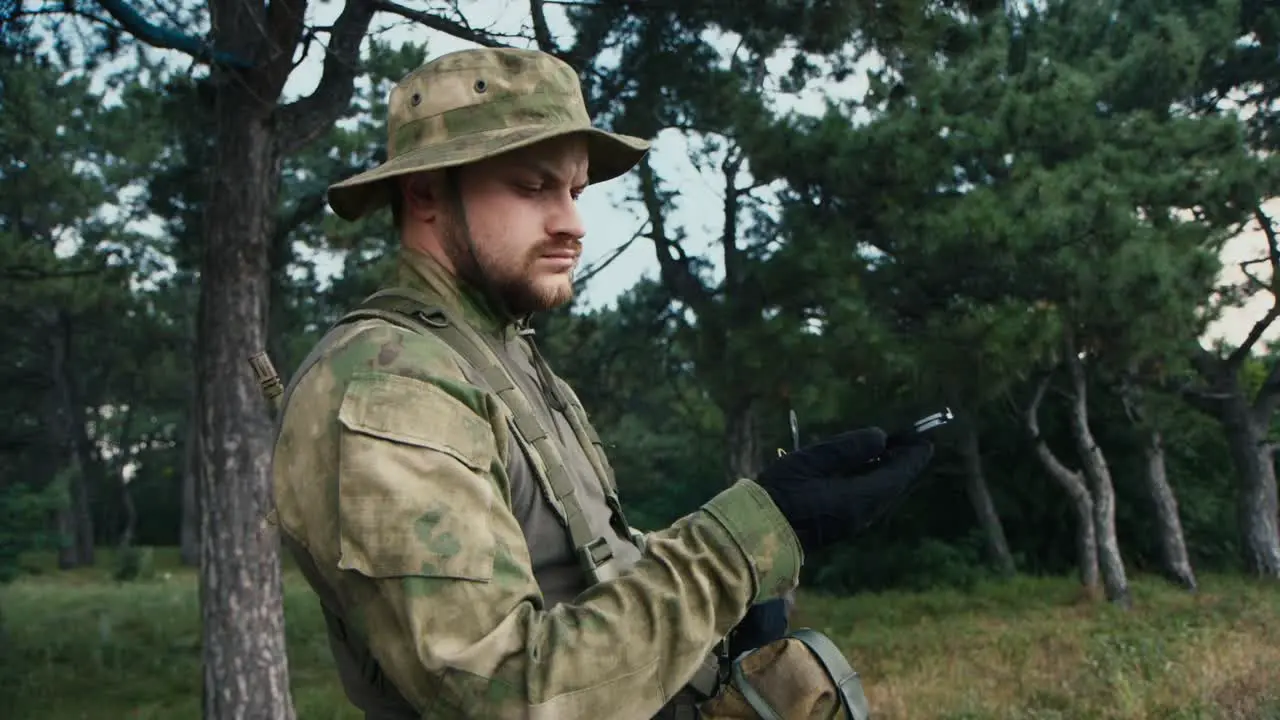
left=727, top=596, right=791, bottom=659
left=755, top=426, right=935, bottom=555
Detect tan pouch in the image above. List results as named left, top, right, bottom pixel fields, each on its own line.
left=698, top=629, right=871, bottom=720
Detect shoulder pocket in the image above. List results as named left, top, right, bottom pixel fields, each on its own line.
left=336, top=372, right=499, bottom=582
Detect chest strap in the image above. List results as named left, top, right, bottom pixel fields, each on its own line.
left=335, top=287, right=630, bottom=586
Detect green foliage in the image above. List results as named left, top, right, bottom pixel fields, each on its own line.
left=814, top=533, right=993, bottom=593
left=5, top=0, right=1276, bottom=612
left=0, top=42, right=179, bottom=573
left=0, top=479, right=63, bottom=585
left=112, top=545, right=155, bottom=583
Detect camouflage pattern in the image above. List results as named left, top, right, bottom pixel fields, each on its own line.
left=702, top=639, right=852, bottom=720
left=271, top=248, right=804, bottom=719
left=326, top=47, right=650, bottom=221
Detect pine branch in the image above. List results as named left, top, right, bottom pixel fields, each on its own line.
left=636, top=157, right=714, bottom=318
left=93, top=0, right=252, bottom=68
left=276, top=0, right=377, bottom=155
left=369, top=0, right=514, bottom=48
left=529, top=0, right=557, bottom=54
left=1225, top=206, right=1280, bottom=369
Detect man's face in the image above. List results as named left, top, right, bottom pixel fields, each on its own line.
left=440, top=135, right=590, bottom=316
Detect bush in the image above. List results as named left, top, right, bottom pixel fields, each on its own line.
left=810, top=532, right=992, bottom=594
left=112, top=544, right=155, bottom=582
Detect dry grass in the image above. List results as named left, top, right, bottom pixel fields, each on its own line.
left=1, top=548, right=1278, bottom=719
left=792, top=575, right=1280, bottom=719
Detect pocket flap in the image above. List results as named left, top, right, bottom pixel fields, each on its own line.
left=335, top=371, right=498, bottom=582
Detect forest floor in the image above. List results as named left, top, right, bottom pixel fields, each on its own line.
left=2, top=547, right=1278, bottom=719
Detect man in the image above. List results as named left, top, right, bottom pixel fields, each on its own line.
left=270, top=47, right=935, bottom=719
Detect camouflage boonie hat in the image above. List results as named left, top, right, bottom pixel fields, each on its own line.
left=327, top=47, right=651, bottom=221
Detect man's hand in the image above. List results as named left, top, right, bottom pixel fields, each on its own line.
left=754, top=427, right=935, bottom=556
left=727, top=597, right=791, bottom=659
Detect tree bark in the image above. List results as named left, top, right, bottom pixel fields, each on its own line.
left=115, top=405, right=139, bottom=549
left=1185, top=347, right=1280, bottom=578
left=119, top=475, right=137, bottom=549
left=1221, top=392, right=1280, bottom=577
left=1063, top=332, right=1130, bottom=607
left=725, top=400, right=763, bottom=484
left=54, top=502, right=77, bottom=570
left=180, top=394, right=201, bottom=568
left=1024, top=374, right=1100, bottom=593
left=1119, top=378, right=1197, bottom=591
left=195, top=87, right=296, bottom=720
left=958, top=421, right=1016, bottom=577
left=1142, top=427, right=1197, bottom=590
left=65, top=380, right=99, bottom=564
left=181, top=0, right=374, bottom=713
left=44, top=308, right=94, bottom=568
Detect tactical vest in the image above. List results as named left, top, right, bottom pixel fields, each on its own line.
left=333, top=287, right=724, bottom=712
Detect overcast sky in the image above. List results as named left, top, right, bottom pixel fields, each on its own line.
left=76, top=0, right=1279, bottom=351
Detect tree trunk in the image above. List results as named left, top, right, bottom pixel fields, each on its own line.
left=958, top=422, right=1016, bottom=577
left=117, top=409, right=138, bottom=551
left=1221, top=394, right=1280, bottom=577
left=180, top=396, right=201, bottom=568
left=725, top=399, right=762, bottom=484
left=97, top=0, right=373, bottom=712
left=55, top=502, right=77, bottom=570
left=1119, top=375, right=1197, bottom=591
left=120, top=475, right=137, bottom=549
left=70, top=467, right=94, bottom=564
left=1141, top=427, right=1197, bottom=590
left=196, top=84, right=295, bottom=720
left=1041, top=448, right=1099, bottom=593
left=65, top=392, right=98, bottom=566
left=44, top=309, right=93, bottom=568
left=1063, top=334, right=1130, bottom=607
left=1025, top=374, right=1100, bottom=593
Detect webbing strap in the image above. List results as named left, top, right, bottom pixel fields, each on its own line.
left=730, top=651, right=784, bottom=720
left=336, top=288, right=619, bottom=582
left=789, top=628, right=870, bottom=720
left=554, top=378, right=620, bottom=496
left=729, top=628, right=870, bottom=720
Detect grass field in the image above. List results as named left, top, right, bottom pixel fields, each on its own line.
left=1, top=547, right=1278, bottom=719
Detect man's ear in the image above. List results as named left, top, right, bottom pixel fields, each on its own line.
left=399, top=172, right=441, bottom=224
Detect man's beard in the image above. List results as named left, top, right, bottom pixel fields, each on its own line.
left=442, top=218, right=576, bottom=318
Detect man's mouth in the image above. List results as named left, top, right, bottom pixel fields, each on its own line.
left=538, top=246, right=580, bottom=268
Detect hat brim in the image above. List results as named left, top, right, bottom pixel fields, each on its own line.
left=326, top=124, right=651, bottom=221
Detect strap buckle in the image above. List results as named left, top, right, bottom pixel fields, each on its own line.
left=578, top=536, right=620, bottom=584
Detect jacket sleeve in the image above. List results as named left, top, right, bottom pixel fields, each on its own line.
left=331, top=368, right=803, bottom=720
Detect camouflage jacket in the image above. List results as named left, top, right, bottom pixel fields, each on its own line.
left=271, top=248, right=803, bottom=719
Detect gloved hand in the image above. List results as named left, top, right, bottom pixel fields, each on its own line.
left=727, top=596, right=791, bottom=660
left=755, top=427, right=935, bottom=555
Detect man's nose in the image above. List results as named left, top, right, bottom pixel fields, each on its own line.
left=547, top=193, right=586, bottom=241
